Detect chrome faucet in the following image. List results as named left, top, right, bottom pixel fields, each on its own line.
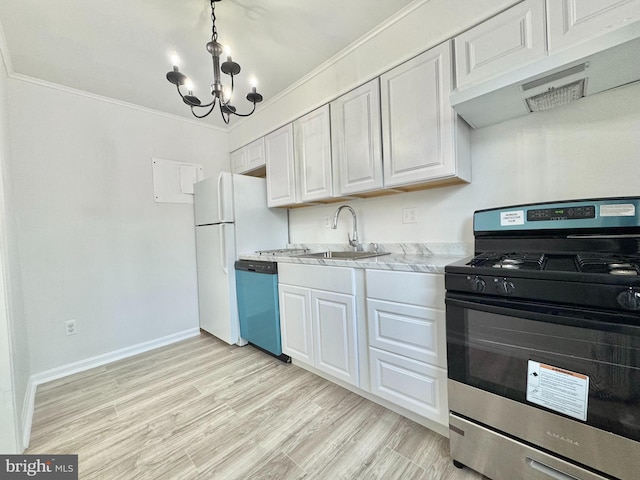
left=332, top=205, right=360, bottom=250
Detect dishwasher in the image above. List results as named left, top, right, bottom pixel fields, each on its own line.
left=234, top=260, right=290, bottom=362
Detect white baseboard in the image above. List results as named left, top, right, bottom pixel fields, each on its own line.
left=21, top=327, right=200, bottom=450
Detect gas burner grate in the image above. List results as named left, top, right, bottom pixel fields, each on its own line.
left=468, top=252, right=546, bottom=270
left=576, top=254, right=640, bottom=276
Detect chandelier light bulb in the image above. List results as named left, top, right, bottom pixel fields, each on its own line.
left=250, top=76, right=258, bottom=90
left=223, top=86, right=233, bottom=103
left=185, top=79, right=194, bottom=93
left=224, top=45, right=232, bottom=62
left=170, top=52, right=181, bottom=68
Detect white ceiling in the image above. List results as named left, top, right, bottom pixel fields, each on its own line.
left=0, top=0, right=417, bottom=129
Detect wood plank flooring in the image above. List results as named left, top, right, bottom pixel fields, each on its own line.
left=27, top=333, right=485, bottom=479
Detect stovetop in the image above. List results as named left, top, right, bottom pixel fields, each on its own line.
left=445, top=197, right=640, bottom=312
left=465, top=252, right=640, bottom=277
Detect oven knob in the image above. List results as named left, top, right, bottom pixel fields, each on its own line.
left=468, top=276, right=486, bottom=292
left=497, top=279, right=516, bottom=295
left=617, top=288, right=640, bottom=310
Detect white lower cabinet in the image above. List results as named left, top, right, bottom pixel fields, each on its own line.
left=312, top=290, right=358, bottom=384
left=279, top=284, right=313, bottom=364
left=279, top=263, right=360, bottom=387
left=279, top=264, right=449, bottom=428
left=369, top=347, right=448, bottom=425
left=365, top=269, right=448, bottom=427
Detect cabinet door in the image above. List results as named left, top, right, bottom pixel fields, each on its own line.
left=246, top=137, right=266, bottom=172
left=547, top=0, right=640, bottom=52
left=294, top=105, right=333, bottom=202
left=454, top=0, right=546, bottom=89
left=230, top=147, right=247, bottom=174
left=265, top=123, right=296, bottom=207
left=279, top=284, right=313, bottom=364
left=312, top=290, right=358, bottom=386
left=369, top=347, right=448, bottom=426
left=331, top=79, right=383, bottom=195
left=381, top=41, right=458, bottom=187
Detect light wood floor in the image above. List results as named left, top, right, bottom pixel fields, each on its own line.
left=27, top=333, right=485, bottom=480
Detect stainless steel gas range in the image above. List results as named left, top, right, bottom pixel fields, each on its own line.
left=445, top=197, right=640, bottom=480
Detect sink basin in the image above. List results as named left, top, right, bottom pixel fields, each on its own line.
left=295, top=251, right=390, bottom=260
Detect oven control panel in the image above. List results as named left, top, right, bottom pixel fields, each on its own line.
left=527, top=205, right=595, bottom=221
left=474, top=197, right=640, bottom=232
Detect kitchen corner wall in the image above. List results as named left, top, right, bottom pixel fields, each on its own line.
left=7, top=80, right=229, bottom=375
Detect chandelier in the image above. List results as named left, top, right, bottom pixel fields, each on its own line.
left=166, top=0, right=263, bottom=123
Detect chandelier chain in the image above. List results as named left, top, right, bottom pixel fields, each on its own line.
left=210, top=0, right=218, bottom=42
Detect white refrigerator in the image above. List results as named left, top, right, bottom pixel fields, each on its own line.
left=194, top=172, right=288, bottom=345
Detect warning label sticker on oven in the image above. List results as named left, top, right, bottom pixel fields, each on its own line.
left=526, top=361, right=589, bottom=421
left=500, top=210, right=525, bottom=226
left=600, top=204, right=636, bottom=217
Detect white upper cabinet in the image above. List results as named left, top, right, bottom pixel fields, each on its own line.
left=265, top=123, right=297, bottom=207
left=230, top=147, right=247, bottom=174
left=246, top=137, right=266, bottom=172
left=381, top=41, right=470, bottom=188
left=330, top=79, right=383, bottom=195
left=231, top=137, right=265, bottom=175
left=547, top=0, right=640, bottom=52
left=294, top=105, right=333, bottom=202
left=454, top=0, right=547, bottom=90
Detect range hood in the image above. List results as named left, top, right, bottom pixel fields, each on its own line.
left=450, top=21, right=640, bottom=129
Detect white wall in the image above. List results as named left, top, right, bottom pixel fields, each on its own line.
left=0, top=43, right=28, bottom=453
left=288, top=81, right=640, bottom=245
left=7, top=80, right=229, bottom=374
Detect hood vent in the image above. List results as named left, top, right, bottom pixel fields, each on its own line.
left=525, top=79, right=586, bottom=112
left=450, top=29, right=640, bottom=129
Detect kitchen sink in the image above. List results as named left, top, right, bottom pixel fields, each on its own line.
left=295, top=251, right=390, bottom=260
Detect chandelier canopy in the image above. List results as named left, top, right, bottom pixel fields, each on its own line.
left=166, top=0, right=263, bottom=123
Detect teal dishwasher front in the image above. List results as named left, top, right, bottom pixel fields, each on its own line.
left=234, top=260, right=290, bottom=362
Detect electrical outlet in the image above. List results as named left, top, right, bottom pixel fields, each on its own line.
left=324, top=216, right=331, bottom=228
left=402, top=207, right=418, bottom=224
left=65, top=319, right=77, bottom=336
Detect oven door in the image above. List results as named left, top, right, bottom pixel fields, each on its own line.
left=446, top=292, right=640, bottom=480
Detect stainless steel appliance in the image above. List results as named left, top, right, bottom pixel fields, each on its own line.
left=445, top=197, right=640, bottom=480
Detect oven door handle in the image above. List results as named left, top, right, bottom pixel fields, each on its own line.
left=526, top=458, right=579, bottom=480
left=446, top=292, right=640, bottom=333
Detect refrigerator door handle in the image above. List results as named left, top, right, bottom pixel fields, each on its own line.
left=219, top=224, right=228, bottom=275
left=217, top=172, right=225, bottom=221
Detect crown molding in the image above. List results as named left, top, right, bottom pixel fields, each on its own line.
left=228, top=0, right=431, bottom=133
left=8, top=74, right=227, bottom=131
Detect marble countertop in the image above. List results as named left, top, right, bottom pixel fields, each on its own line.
left=238, top=243, right=472, bottom=273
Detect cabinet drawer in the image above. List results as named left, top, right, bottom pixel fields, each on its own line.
left=366, top=270, right=444, bottom=308
left=369, top=347, right=448, bottom=426
left=279, top=263, right=355, bottom=294
left=368, top=299, right=445, bottom=367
